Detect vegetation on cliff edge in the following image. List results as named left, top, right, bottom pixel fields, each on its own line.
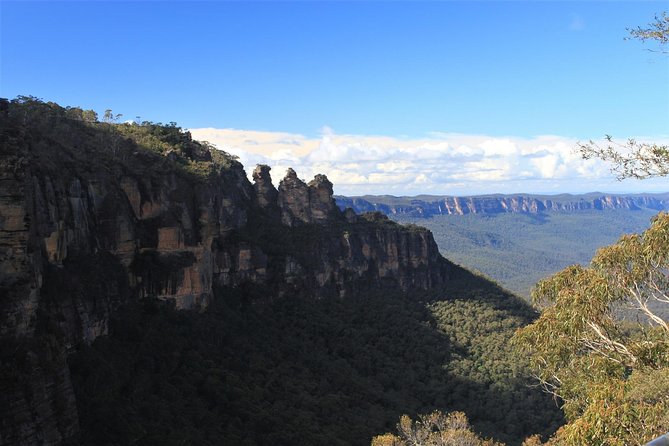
left=0, top=96, right=239, bottom=181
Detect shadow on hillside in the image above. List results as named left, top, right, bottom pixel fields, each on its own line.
left=412, top=263, right=563, bottom=441
left=523, top=212, right=551, bottom=225
left=68, top=271, right=562, bottom=446
left=434, top=263, right=539, bottom=317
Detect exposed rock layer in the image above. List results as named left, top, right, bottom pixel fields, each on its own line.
left=0, top=102, right=451, bottom=445
left=336, top=193, right=669, bottom=217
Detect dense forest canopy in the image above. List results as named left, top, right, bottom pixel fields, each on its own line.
left=68, top=269, right=563, bottom=445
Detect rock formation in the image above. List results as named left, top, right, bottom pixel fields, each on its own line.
left=0, top=98, right=452, bottom=445
left=252, top=164, right=278, bottom=211
left=277, top=168, right=311, bottom=225
left=277, top=169, right=341, bottom=226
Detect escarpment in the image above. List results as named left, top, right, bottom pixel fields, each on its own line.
left=337, top=193, right=669, bottom=217
left=0, top=98, right=452, bottom=445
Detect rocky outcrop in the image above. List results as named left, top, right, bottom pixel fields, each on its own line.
left=308, top=174, right=339, bottom=223
left=278, top=168, right=311, bottom=225
left=336, top=193, right=669, bottom=217
left=0, top=99, right=452, bottom=445
left=296, top=213, right=448, bottom=296
left=278, top=169, right=341, bottom=226
left=252, top=164, right=278, bottom=211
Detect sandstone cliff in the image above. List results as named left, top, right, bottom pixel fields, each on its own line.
left=0, top=98, right=452, bottom=445
left=336, top=193, right=669, bottom=217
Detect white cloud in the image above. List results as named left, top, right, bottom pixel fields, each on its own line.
left=531, top=154, right=564, bottom=178
left=480, top=138, right=517, bottom=158
left=189, top=127, right=669, bottom=196
left=377, top=160, right=412, bottom=172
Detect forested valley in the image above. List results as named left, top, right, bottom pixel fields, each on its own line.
left=68, top=267, right=563, bottom=445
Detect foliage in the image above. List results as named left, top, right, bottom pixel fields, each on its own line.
left=371, top=410, right=502, bottom=446
left=513, top=213, right=669, bottom=445
left=627, top=11, right=669, bottom=51
left=578, top=12, right=668, bottom=178
left=69, top=270, right=562, bottom=446
left=103, top=108, right=123, bottom=123
left=425, top=271, right=564, bottom=441
left=578, top=136, right=669, bottom=180
left=1, top=96, right=239, bottom=181
left=517, top=16, right=669, bottom=441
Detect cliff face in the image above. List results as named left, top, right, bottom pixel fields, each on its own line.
left=0, top=98, right=451, bottom=445
left=336, top=193, right=669, bottom=217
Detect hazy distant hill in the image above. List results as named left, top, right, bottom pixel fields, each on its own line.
left=336, top=192, right=669, bottom=217
left=336, top=194, right=668, bottom=297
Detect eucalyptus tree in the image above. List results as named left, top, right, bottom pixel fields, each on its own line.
left=515, top=14, right=669, bottom=444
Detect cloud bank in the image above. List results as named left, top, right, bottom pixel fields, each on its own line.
left=190, top=127, right=669, bottom=196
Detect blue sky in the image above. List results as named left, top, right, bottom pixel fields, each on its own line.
left=1, top=1, right=668, bottom=195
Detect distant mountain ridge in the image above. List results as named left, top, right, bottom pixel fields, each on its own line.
left=336, top=192, right=669, bottom=217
